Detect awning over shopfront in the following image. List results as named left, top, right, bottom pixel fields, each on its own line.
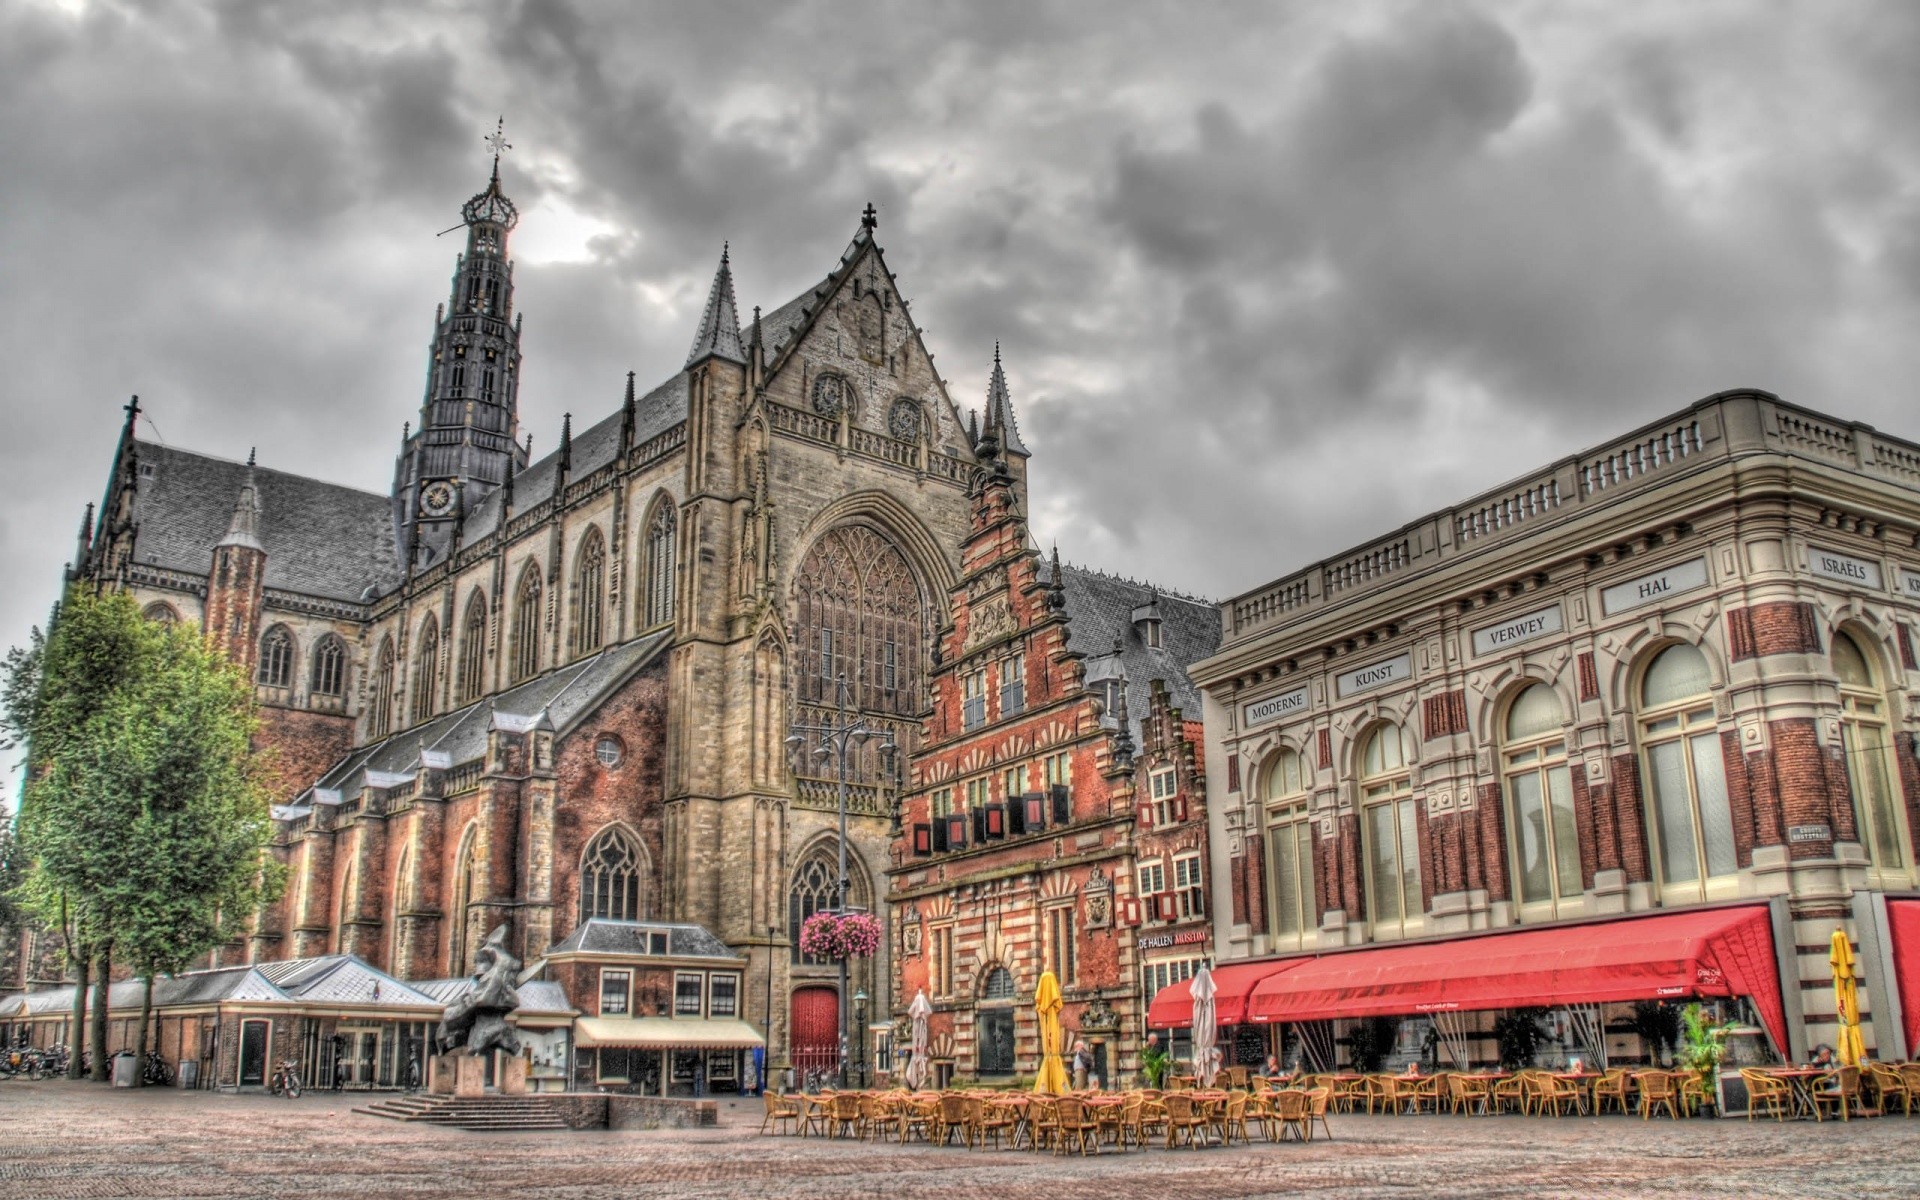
left=1145, top=959, right=1311, bottom=1028
left=573, top=1017, right=766, bottom=1050
left=1243, top=905, right=1789, bottom=1054
left=1886, top=899, right=1920, bottom=1059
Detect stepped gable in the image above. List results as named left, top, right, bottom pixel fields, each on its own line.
left=1042, top=560, right=1221, bottom=736
left=127, top=442, right=401, bottom=601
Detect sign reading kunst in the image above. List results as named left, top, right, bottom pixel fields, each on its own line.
left=1336, top=653, right=1411, bottom=698
left=1243, top=686, right=1309, bottom=730
left=1600, top=558, right=1709, bottom=616
left=1806, top=546, right=1883, bottom=591
left=1904, top=568, right=1920, bottom=601
left=1471, top=605, right=1564, bottom=658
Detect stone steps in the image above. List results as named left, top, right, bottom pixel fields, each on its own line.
left=354, top=1094, right=573, bottom=1132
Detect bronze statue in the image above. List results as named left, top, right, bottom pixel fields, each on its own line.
left=437, top=923, right=523, bottom=1057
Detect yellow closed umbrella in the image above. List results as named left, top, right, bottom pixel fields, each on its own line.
left=1033, top=970, right=1069, bottom=1095
left=1831, top=928, right=1866, bottom=1068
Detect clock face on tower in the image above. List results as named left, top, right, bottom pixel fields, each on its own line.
left=421, top=481, right=455, bottom=516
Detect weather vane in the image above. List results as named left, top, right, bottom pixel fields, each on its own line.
left=484, top=116, right=512, bottom=168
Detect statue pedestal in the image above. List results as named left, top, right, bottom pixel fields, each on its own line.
left=428, top=1054, right=457, bottom=1096
left=500, top=1056, right=529, bottom=1096
left=454, top=1055, right=487, bottom=1098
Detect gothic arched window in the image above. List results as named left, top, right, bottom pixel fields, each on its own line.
left=570, top=527, right=607, bottom=658
left=456, top=591, right=487, bottom=704
left=511, top=562, right=542, bottom=683
left=257, top=625, right=294, bottom=689
left=579, top=825, right=645, bottom=922
left=411, top=615, right=440, bottom=723
left=371, top=636, right=396, bottom=738
left=642, top=498, right=676, bottom=630
left=142, top=602, right=180, bottom=626
left=788, top=851, right=842, bottom=965
left=449, top=823, right=477, bottom=976
left=792, top=525, right=926, bottom=717
left=311, top=635, right=346, bottom=697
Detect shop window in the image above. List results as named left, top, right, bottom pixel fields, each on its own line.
left=599, top=969, right=631, bottom=1016
left=709, top=974, right=739, bottom=1019
left=1359, top=722, right=1421, bottom=938
left=1637, top=643, right=1736, bottom=900
left=1264, top=748, right=1316, bottom=943
left=674, top=973, right=704, bottom=1017
left=1504, top=684, right=1583, bottom=917
left=1834, top=629, right=1912, bottom=882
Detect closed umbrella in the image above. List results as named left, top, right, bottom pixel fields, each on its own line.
left=1831, top=928, right=1866, bottom=1068
left=906, top=989, right=932, bottom=1091
left=1191, top=966, right=1219, bottom=1088
left=1033, top=970, right=1069, bottom=1095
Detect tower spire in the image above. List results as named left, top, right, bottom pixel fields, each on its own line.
left=620, top=370, right=638, bottom=453
left=685, top=243, right=746, bottom=367
left=984, top=341, right=1029, bottom=457
left=218, top=464, right=264, bottom=552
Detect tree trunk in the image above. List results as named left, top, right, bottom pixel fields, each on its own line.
left=66, top=944, right=88, bottom=1081
left=134, top=975, right=153, bottom=1088
left=89, top=943, right=110, bottom=1083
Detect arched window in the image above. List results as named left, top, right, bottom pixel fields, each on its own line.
left=371, top=636, right=396, bottom=738
left=579, top=825, right=645, bottom=922
left=449, top=824, right=477, bottom=977
left=1504, top=684, right=1582, bottom=916
left=788, top=851, right=843, bottom=966
left=976, top=966, right=1017, bottom=1074
left=511, top=562, right=542, bottom=683
left=257, top=625, right=294, bottom=688
left=1834, top=630, right=1910, bottom=878
left=792, top=525, right=927, bottom=718
left=1263, top=748, right=1316, bottom=944
left=1638, top=643, right=1735, bottom=898
left=982, top=967, right=1014, bottom=999
left=456, top=592, right=487, bottom=705
left=570, top=527, right=607, bottom=658
left=311, top=635, right=346, bottom=697
left=1358, top=722, right=1420, bottom=937
left=388, top=846, right=411, bottom=975
left=142, top=602, right=180, bottom=626
left=411, top=615, right=439, bottom=723
left=642, top=499, right=676, bottom=630
left=334, top=862, right=356, bottom=956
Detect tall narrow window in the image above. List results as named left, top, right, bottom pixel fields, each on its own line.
left=511, top=562, right=542, bottom=683
left=788, top=852, right=840, bottom=965
left=570, top=527, right=606, bottom=658
left=1264, top=748, right=1316, bottom=944
left=457, top=592, right=487, bottom=704
left=963, top=670, right=986, bottom=729
left=999, top=653, right=1025, bottom=718
left=371, top=636, right=396, bottom=737
left=642, top=498, right=676, bottom=629
left=1638, top=643, right=1736, bottom=900
left=312, top=635, right=346, bottom=697
left=1833, top=630, right=1910, bottom=880
left=791, top=525, right=926, bottom=717
left=411, top=615, right=439, bottom=723
left=449, top=824, right=477, bottom=976
left=257, top=625, right=294, bottom=688
left=1359, top=723, right=1421, bottom=938
left=1045, top=906, right=1077, bottom=985
left=1150, top=766, right=1179, bottom=826
left=580, top=825, right=645, bottom=922
left=1504, top=684, right=1583, bottom=917
left=1174, top=852, right=1205, bottom=919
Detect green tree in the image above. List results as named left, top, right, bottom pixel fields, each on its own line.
left=7, top=588, right=280, bottom=1083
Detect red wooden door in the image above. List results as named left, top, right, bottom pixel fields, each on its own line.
left=790, top=986, right=839, bottom=1085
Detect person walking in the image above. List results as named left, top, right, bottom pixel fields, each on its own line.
left=1071, top=1040, right=1092, bottom=1091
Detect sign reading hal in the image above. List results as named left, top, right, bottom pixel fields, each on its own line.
left=1601, top=558, right=1709, bottom=615
left=1336, top=653, right=1411, bottom=698
left=1471, top=605, right=1564, bottom=658
left=1806, top=546, right=1883, bottom=591
left=1243, top=686, right=1309, bottom=730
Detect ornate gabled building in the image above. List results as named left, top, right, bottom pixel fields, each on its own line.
left=69, top=153, right=1011, bottom=1084
left=888, top=419, right=1220, bottom=1088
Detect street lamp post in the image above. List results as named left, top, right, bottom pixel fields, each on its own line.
left=786, top=673, right=895, bottom=1091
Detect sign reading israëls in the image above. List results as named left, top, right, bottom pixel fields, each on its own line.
left=1600, top=558, right=1709, bottom=616
left=1807, top=546, right=1883, bottom=591
left=1471, top=605, right=1564, bottom=658
left=1243, top=686, right=1309, bottom=729
left=1336, top=653, right=1411, bottom=698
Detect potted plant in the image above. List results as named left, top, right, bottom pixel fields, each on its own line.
left=1678, top=1003, right=1727, bottom=1116
left=798, top=910, right=883, bottom=961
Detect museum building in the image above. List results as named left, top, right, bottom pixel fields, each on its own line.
left=1153, top=390, right=1920, bottom=1071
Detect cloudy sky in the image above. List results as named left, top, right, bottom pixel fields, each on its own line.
left=5, top=0, right=1920, bottom=668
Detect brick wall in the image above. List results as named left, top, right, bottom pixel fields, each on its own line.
left=1726, top=601, right=1821, bottom=661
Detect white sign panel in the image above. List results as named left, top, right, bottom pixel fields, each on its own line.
left=1243, top=686, right=1310, bottom=729
left=1335, top=653, right=1411, bottom=698
left=1902, top=568, right=1920, bottom=601
left=1471, top=605, right=1564, bottom=658
left=1807, top=546, right=1883, bottom=591
left=1601, top=558, right=1709, bottom=615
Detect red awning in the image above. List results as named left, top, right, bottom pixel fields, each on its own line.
left=1145, top=959, right=1311, bottom=1029
left=1246, top=905, right=1788, bottom=1055
left=1887, top=900, right=1920, bottom=1058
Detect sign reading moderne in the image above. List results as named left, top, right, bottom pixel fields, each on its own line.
left=1336, top=653, right=1411, bottom=698
left=1243, top=686, right=1310, bottom=730
left=1471, top=605, right=1564, bottom=658
left=1600, top=558, right=1709, bottom=616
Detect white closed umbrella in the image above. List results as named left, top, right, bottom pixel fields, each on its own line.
left=906, top=989, right=932, bottom=1091
left=1190, top=966, right=1219, bottom=1088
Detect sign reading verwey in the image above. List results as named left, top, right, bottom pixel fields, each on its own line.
left=1806, top=546, right=1883, bottom=591
left=1242, top=686, right=1309, bottom=730
left=1336, top=653, right=1411, bottom=698
left=1471, top=605, right=1564, bottom=658
left=1600, top=558, right=1709, bottom=616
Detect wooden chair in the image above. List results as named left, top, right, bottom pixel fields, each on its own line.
left=1134, top=1097, right=1168, bottom=1148
left=798, top=1093, right=831, bottom=1137
left=1223, top=1065, right=1251, bottom=1090
left=975, top=1097, right=1017, bottom=1150
left=1490, top=1072, right=1529, bottom=1115
left=1448, top=1072, right=1490, bottom=1116
left=760, top=1090, right=801, bottom=1135
left=1305, top=1086, right=1334, bottom=1142
left=1528, top=1073, right=1585, bottom=1117
left=1408, top=1073, right=1445, bottom=1114
left=1162, top=1092, right=1209, bottom=1148
left=1214, top=1092, right=1252, bottom=1145
left=1592, top=1068, right=1630, bottom=1116
left=1113, top=1095, right=1147, bottom=1149
left=1676, top=1071, right=1711, bottom=1117
left=935, top=1093, right=972, bottom=1146
left=1811, top=1066, right=1863, bottom=1122
left=1028, top=1097, right=1059, bottom=1151
left=1243, top=1090, right=1275, bottom=1141
left=1740, top=1069, right=1790, bottom=1121
left=1364, top=1074, right=1403, bottom=1115
left=897, top=1095, right=935, bottom=1143
left=1271, top=1088, right=1310, bottom=1142
left=1053, top=1097, right=1098, bottom=1155
left=828, top=1092, right=863, bottom=1139
left=1633, top=1071, right=1680, bottom=1120
left=1874, top=1064, right=1916, bottom=1116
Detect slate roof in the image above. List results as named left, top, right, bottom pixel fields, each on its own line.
left=127, top=442, right=402, bottom=601
left=1042, top=562, right=1222, bottom=739
left=409, top=977, right=576, bottom=1017
left=0, top=956, right=437, bottom=1016
left=547, top=918, right=741, bottom=962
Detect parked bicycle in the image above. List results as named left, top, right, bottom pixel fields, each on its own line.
left=142, top=1051, right=174, bottom=1087
left=267, top=1058, right=302, bottom=1099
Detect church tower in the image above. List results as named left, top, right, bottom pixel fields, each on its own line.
left=393, top=121, right=528, bottom=568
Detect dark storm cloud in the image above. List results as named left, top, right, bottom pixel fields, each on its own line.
left=6, top=0, right=1920, bottom=741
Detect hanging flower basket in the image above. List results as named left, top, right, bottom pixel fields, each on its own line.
left=799, top=910, right=883, bottom=961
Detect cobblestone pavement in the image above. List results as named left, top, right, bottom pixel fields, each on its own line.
left=0, top=1081, right=1915, bottom=1200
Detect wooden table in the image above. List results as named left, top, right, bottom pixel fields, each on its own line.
left=1757, top=1067, right=1827, bottom=1119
